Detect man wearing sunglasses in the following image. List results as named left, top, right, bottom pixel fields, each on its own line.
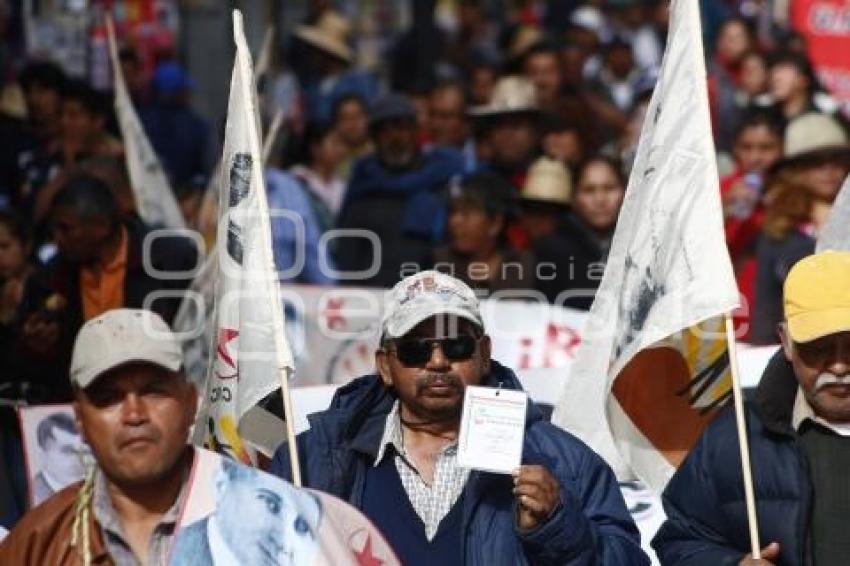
left=270, top=270, right=647, bottom=565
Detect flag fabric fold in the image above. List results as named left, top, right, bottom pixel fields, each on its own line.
left=552, top=0, right=740, bottom=491
left=106, top=20, right=185, bottom=230
left=198, top=11, right=294, bottom=463
left=817, top=173, right=850, bottom=252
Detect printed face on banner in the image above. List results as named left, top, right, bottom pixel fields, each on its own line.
left=18, top=405, right=93, bottom=507
left=172, top=454, right=320, bottom=565
left=171, top=449, right=399, bottom=565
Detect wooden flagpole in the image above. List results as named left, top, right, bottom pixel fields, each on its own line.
left=724, top=313, right=761, bottom=558
left=262, top=108, right=284, bottom=164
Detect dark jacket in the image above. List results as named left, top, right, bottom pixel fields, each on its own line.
left=751, top=231, right=814, bottom=344
left=270, top=361, right=648, bottom=565
left=19, top=220, right=198, bottom=400
left=336, top=148, right=465, bottom=288
left=652, top=351, right=813, bottom=565
left=139, top=102, right=212, bottom=187
left=534, top=212, right=611, bottom=310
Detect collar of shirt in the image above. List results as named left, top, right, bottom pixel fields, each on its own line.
left=207, top=512, right=242, bottom=566
left=375, top=400, right=402, bottom=466
left=375, top=400, right=460, bottom=467
left=792, top=387, right=850, bottom=437
left=92, top=453, right=191, bottom=563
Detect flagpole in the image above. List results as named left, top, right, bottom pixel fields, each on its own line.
left=724, top=312, right=761, bottom=558
left=233, top=10, right=302, bottom=486
left=262, top=108, right=284, bottom=164
left=255, top=26, right=275, bottom=85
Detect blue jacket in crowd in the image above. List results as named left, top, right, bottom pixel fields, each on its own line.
left=652, top=352, right=812, bottom=565
left=265, top=168, right=335, bottom=285
left=270, top=361, right=648, bottom=565
left=335, top=147, right=465, bottom=287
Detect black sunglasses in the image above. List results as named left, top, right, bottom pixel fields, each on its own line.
left=391, top=335, right=478, bottom=366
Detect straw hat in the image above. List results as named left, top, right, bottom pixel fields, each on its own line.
left=468, top=76, right=538, bottom=118
left=0, top=83, right=26, bottom=119
left=509, top=25, right=545, bottom=62
left=294, top=10, right=353, bottom=64
left=522, top=157, right=572, bottom=206
left=776, top=112, right=850, bottom=170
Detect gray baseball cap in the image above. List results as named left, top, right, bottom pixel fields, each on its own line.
left=70, top=309, right=182, bottom=389
left=381, top=270, right=484, bottom=340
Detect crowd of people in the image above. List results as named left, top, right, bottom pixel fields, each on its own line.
left=0, top=0, right=849, bottom=564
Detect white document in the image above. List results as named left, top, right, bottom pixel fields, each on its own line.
left=458, top=386, right=527, bottom=474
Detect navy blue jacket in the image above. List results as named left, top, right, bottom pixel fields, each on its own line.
left=652, top=352, right=812, bottom=565
left=270, top=362, right=648, bottom=565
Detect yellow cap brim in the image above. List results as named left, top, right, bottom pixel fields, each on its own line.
left=787, top=306, right=850, bottom=343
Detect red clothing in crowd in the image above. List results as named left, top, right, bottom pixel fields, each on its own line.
left=720, top=168, right=765, bottom=341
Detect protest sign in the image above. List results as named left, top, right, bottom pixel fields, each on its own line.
left=791, top=0, right=850, bottom=117
left=170, top=448, right=399, bottom=565
left=18, top=405, right=93, bottom=508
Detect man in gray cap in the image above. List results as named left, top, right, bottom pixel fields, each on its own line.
left=271, top=270, right=648, bottom=565
left=336, top=94, right=466, bottom=288
left=1, top=308, right=197, bottom=565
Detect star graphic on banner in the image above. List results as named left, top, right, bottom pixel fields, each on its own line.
left=321, top=297, right=347, bottom=330
left=352, top=533, right=383, bottom=566
left=216, top=328, right=239, bottom=369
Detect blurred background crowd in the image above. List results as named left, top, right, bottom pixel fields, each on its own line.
left=0, top=0, right=848, bottom=416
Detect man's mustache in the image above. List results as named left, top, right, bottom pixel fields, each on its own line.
left=416, top=373, right=463, bottom=392
left=814, top=372, right=850, bottom=393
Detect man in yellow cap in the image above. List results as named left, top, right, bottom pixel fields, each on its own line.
left=653, top=250, right=850, bottom=565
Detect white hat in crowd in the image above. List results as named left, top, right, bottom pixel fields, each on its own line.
left=782, top=112, right=849, bottom=163
left=70, top=309, right=182, bottom=389
left=523, top=157, right=572, bottom=207
left=293, top=10, right=353, bottom=64
left=381, top=271, right=483, bottom=340
left=468, top=76, right=538, bottom=118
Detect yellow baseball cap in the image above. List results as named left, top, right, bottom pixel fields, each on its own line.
left=784, top=251, right=850, bottom=343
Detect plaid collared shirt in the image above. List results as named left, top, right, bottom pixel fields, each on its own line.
left=92, top=463, right=189, bottom=565
left=374, top=401, right=470, bottom=540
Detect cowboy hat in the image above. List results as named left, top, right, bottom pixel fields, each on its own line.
left=522, top=157, right=572, bottom=207
left=468, top=76, right=538, bottom=118
left=294, top=10, right=353, bottom=64
left=774, top=112, right=850, bottom=171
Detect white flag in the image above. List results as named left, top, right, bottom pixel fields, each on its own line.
left=552, top=0, right=739, bottom=492
left=199, top=11, right=294, bottom=463
left=817, top=173, right=850, bottom=252
left=106, top=20, right=185, bottom=230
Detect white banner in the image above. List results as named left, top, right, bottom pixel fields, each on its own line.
left=817, top=173, right=850, bottom=252
left=199, top=11, right=294, bottom=463
left=171, top=448, right=400, bottom=565
left=106, top=19, right=185, bottom=230
left=551, top=0, right=740, bottom=489
left=273, top=286, right=773, bottom=400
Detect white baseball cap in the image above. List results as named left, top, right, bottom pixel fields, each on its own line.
left=70, top=309, right=183, bottom=389
left=381, top=271, right=483, bottom=340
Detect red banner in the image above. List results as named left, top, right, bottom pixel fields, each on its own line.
left=792, top=0, right=850, bottom=117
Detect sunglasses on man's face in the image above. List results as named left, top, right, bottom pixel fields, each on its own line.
left=391, top=335, right=478, bottom=366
